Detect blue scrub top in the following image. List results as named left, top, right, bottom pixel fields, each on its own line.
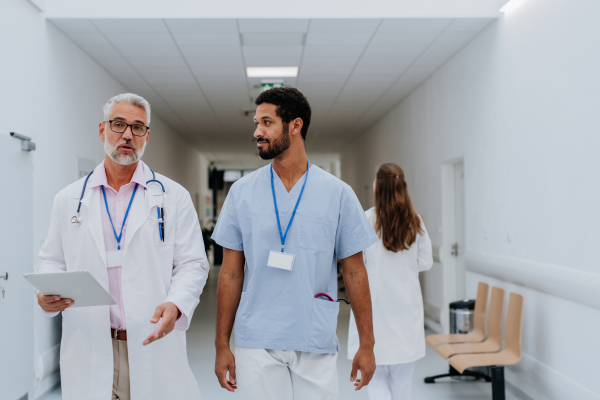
left=212, top=164, right=378, bottom=354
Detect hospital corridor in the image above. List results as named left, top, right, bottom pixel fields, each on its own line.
left=1, top=0, right=599, bottom=400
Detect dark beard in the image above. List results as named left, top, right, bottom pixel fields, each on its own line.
left=258, top=123, right=291, bottom=160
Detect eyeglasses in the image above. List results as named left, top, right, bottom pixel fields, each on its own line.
left=105, top=120, right=149, bottom=137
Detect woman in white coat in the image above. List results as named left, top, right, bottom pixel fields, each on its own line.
left=348, top=163, right=433, bottom=400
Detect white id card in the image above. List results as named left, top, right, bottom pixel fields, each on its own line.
left=267, top=250, right=295, bottom=271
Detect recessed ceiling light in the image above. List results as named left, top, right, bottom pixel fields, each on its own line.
left=246, top=67, right=298, bottom=78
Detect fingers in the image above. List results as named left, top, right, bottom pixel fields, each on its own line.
left=150, top=304, right=164, bottom=324
left=215, top=351, right=237, bottom=392
left=350, top=359, right=358, bottom=382
left=354, top=367, right=375, bottom=391
left=217, top=364, right=237, bottom=392
left=37, top=294, right=74, bottom=312
left=355, top=372, right=367, bottom=391
left=143, top=316, right=177, bottom=346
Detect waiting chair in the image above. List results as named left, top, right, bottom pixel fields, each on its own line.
left=435, top=287, right=505, bottom=359
left=425, top=282, right=489, bottom=348
left=448, top=292, right=524, bottom=400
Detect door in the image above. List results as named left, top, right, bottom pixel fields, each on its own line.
left=453, top=162, right=466, bottom=300
left=0, top=134, right=34, bottom=400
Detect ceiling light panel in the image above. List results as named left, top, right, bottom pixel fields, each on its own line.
left=241, top=33, right=305, bottom=46
left=165, top=19, right=238, bottom=33
left=238, top=19, right=310, bottom=33
left=244, top=57, right=302, bottom=68
left=246, top=67, right=298, bottom=77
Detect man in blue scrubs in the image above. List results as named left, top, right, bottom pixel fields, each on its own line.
left=213, top=87, right=378, bottom=399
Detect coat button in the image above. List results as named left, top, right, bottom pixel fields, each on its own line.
left=128, top=314, right=132, bottom=319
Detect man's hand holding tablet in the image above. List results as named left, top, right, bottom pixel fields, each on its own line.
left=37, top=293, right=74, bottom=312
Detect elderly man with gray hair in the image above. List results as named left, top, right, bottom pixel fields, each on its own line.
left=36, top=93, right=209, bottom=399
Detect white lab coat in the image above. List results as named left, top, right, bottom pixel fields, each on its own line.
left=38, top=161, right=209, bottom=400
left=348, top=208, right=433, bottom=365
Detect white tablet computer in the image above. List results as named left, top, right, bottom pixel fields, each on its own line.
left=25, top=271, right=116, bottom=307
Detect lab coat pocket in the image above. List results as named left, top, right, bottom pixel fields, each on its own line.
left=309, top=298, right=339, bottom=350
left=300, top=215, right=332, bottom=253
left=153, top=242, right=175, bottom=271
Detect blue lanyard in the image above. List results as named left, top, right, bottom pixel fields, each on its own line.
left=101, top=183, right=139, bottom=250
left=270, top=159, right=310, bottom=252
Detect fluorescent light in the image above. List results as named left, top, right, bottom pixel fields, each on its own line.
left=246, top=67, right=298, bottom=78
left=500, top=0, right=519, bottom=12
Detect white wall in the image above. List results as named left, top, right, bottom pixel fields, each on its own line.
left=341, top=0, right=600, bottom=398
left=1, top=0, right=209, bottom=397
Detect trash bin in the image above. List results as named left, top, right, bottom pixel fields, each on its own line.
left=449, top=299, right=475, bottom=334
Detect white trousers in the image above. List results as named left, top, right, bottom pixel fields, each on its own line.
left=367, top=362, right=415, bottom=400
left=235, top=347, right=338, bottom=400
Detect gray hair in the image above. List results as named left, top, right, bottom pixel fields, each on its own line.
left=103, top=93, right=151, bottom=125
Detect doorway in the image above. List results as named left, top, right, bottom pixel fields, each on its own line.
left=440, top=159, right=466, bottom=332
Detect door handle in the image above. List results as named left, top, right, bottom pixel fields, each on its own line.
left=451, top=243, right=458, bottom=257
left=0, top=272, right=7, bottom=280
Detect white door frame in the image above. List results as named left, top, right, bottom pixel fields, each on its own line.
left=439, top=158, right=466, bottom=333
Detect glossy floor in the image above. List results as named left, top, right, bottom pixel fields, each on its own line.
left=46, top=266, right=521, bottom=400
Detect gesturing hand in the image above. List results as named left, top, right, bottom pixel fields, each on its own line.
left=143, top=302, right=181, bottom=346
left=351, top=346, right=376, bottom=390
left=215, top=346, right=237, bottom=392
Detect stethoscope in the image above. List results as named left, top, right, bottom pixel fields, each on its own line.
left=71, top=169, right=166, bottom=229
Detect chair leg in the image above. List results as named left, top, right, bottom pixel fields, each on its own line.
left=424, top=366, right=461, bottom=383
left=490, top=366, right=505, bottom=400
left=462, top=368, right=492, bottom=382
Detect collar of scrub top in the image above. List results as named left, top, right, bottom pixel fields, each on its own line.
left=270, top=159, right=310, bottom=253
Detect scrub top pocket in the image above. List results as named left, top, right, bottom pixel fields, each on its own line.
left=309, top=298, right=340, bottom=350
left=300, top=215, right=333, bottom=253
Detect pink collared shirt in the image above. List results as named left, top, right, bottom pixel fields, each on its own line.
left=86, top=161, right=148, bottom=330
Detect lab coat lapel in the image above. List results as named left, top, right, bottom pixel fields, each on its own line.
left=80, top=186, right=107, bottom=266
left=124, top=162, right=164, bottom=251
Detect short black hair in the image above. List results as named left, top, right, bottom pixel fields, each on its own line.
left=255, top=87, right=312, bottom=140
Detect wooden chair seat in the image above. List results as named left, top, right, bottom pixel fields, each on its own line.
left=435, top=286, right=505, bottom=359
left=449, top=292, right=524, bottom=374
left=426, top=282, right=489, bottom=348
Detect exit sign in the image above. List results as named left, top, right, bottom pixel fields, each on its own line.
left=261, top=82, right=284, bottom=92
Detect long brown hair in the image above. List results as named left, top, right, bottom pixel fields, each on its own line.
left=374, top=163, right=423, bottom=252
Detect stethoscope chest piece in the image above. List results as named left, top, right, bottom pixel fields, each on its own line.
left=71, top=215, right=82, bottom=226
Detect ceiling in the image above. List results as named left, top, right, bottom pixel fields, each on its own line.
left=50, top=18, right=494, bottom=161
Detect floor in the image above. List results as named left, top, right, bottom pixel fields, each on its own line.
left=46, top=266, right=521, bottom=400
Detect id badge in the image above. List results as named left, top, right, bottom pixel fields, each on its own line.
left=267, top=250, right=295, bottom=271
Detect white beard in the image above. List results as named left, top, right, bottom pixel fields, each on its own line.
left=104, top=139, right=145, bottom=166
